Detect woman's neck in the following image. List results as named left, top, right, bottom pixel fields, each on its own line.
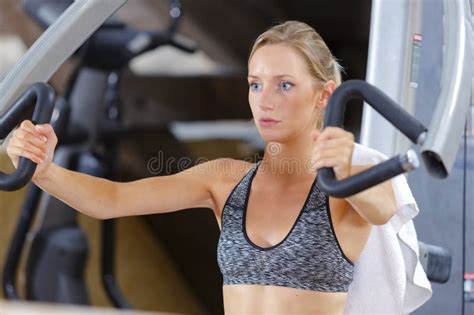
left=259, top=134, right=316, bottom=183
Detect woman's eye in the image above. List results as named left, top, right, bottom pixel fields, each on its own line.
left=280, top=81, right=293, bottom=91
left=249, top=82, right=262, bottom=92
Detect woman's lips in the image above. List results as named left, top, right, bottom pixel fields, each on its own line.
left=259, top=118, right=280, bottom=127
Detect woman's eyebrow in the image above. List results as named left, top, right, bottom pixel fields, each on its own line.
left=247, top=74, right=296, bottom=79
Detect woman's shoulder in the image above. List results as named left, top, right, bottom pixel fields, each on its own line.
left=196, top=158, right=255, bottom=199
left=187, top=158, right=255, bottom=186
left=204, top=158, right=256, bottom=218
left=210, top=158, right=256, bottom=182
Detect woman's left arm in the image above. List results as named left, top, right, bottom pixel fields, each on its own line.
left=344, top=165, right=397, bottom=225
left=312, top=127, right=397, bottom=226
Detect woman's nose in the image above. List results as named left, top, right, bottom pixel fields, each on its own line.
left=258, top=88, right=276, bottom=111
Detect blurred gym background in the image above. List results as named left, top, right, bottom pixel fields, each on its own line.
left=0, top=0, right=398, bottom=314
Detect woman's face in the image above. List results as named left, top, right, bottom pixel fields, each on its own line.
left=248, top=44, right=323, bottom=144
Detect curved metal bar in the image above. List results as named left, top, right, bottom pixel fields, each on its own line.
left=420, top=0, right=472, bottom=178
left=317, top=80, right=427, bottom=197
left=0, top=83, right=55, bottom=191
left=0, top=0, right=127, bottom=114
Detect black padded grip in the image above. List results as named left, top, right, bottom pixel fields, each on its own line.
left=0, top=82, right=56, bottom=191
left=317, top=80, right=427, bottom=197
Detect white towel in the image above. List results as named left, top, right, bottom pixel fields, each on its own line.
left=344, top=143, right=432, bottom=314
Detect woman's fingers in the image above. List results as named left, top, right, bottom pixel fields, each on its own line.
left=5, top=120, right=56, bottom=175
left=35, top=123, right=57, bottom=142
left=311, top=127, right=355, bottom=180
left=11, top=131, right=47, bottom=156
left=13, top=127, right=48, bottom=148
left=313, top=155, right=348, bottom=169
left=7, top=120, right=48, bottom=164
left=20, top=119, right=46, bottom=138
left=313, top=137, right=353, bottom=152
left=313, top=147, right=352, bottom=164
left=6, top=144, right=44, bottom=164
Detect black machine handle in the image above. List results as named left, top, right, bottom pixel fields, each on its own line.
left=80, top=0, right=197, bottom=71
left=317, top=80, right=428, bottom=198
left=132, top=0, right=198, bottom=54
left=135, top=0, right=197, bottom=53
left=0, top=82, right=56, bottom=191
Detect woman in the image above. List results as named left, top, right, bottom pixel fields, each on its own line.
left=7, top=21, right=396, bottom=314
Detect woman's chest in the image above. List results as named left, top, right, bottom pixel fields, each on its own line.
left=214, top=176, right=347, bottom=239
left=244, top=186, right=317, bottom=248
left=215, top=174, right=370, bottom=264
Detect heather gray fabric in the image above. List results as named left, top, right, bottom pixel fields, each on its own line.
left=217, top=160, right=355, bottom=292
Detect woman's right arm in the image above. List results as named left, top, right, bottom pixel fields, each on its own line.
left=7, top=120, right=220, bottom=220
left=33, top=160, right=218, bottom=220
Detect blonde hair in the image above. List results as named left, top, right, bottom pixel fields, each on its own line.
left=248, top=21, right=343, bottom=130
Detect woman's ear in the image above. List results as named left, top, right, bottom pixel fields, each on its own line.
left=314, top=80, right=336, bottom=110
left=320, top=80, right=336, bottom=105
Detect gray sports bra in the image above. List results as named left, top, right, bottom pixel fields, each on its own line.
left=217, top=160, right=355, bottom=292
